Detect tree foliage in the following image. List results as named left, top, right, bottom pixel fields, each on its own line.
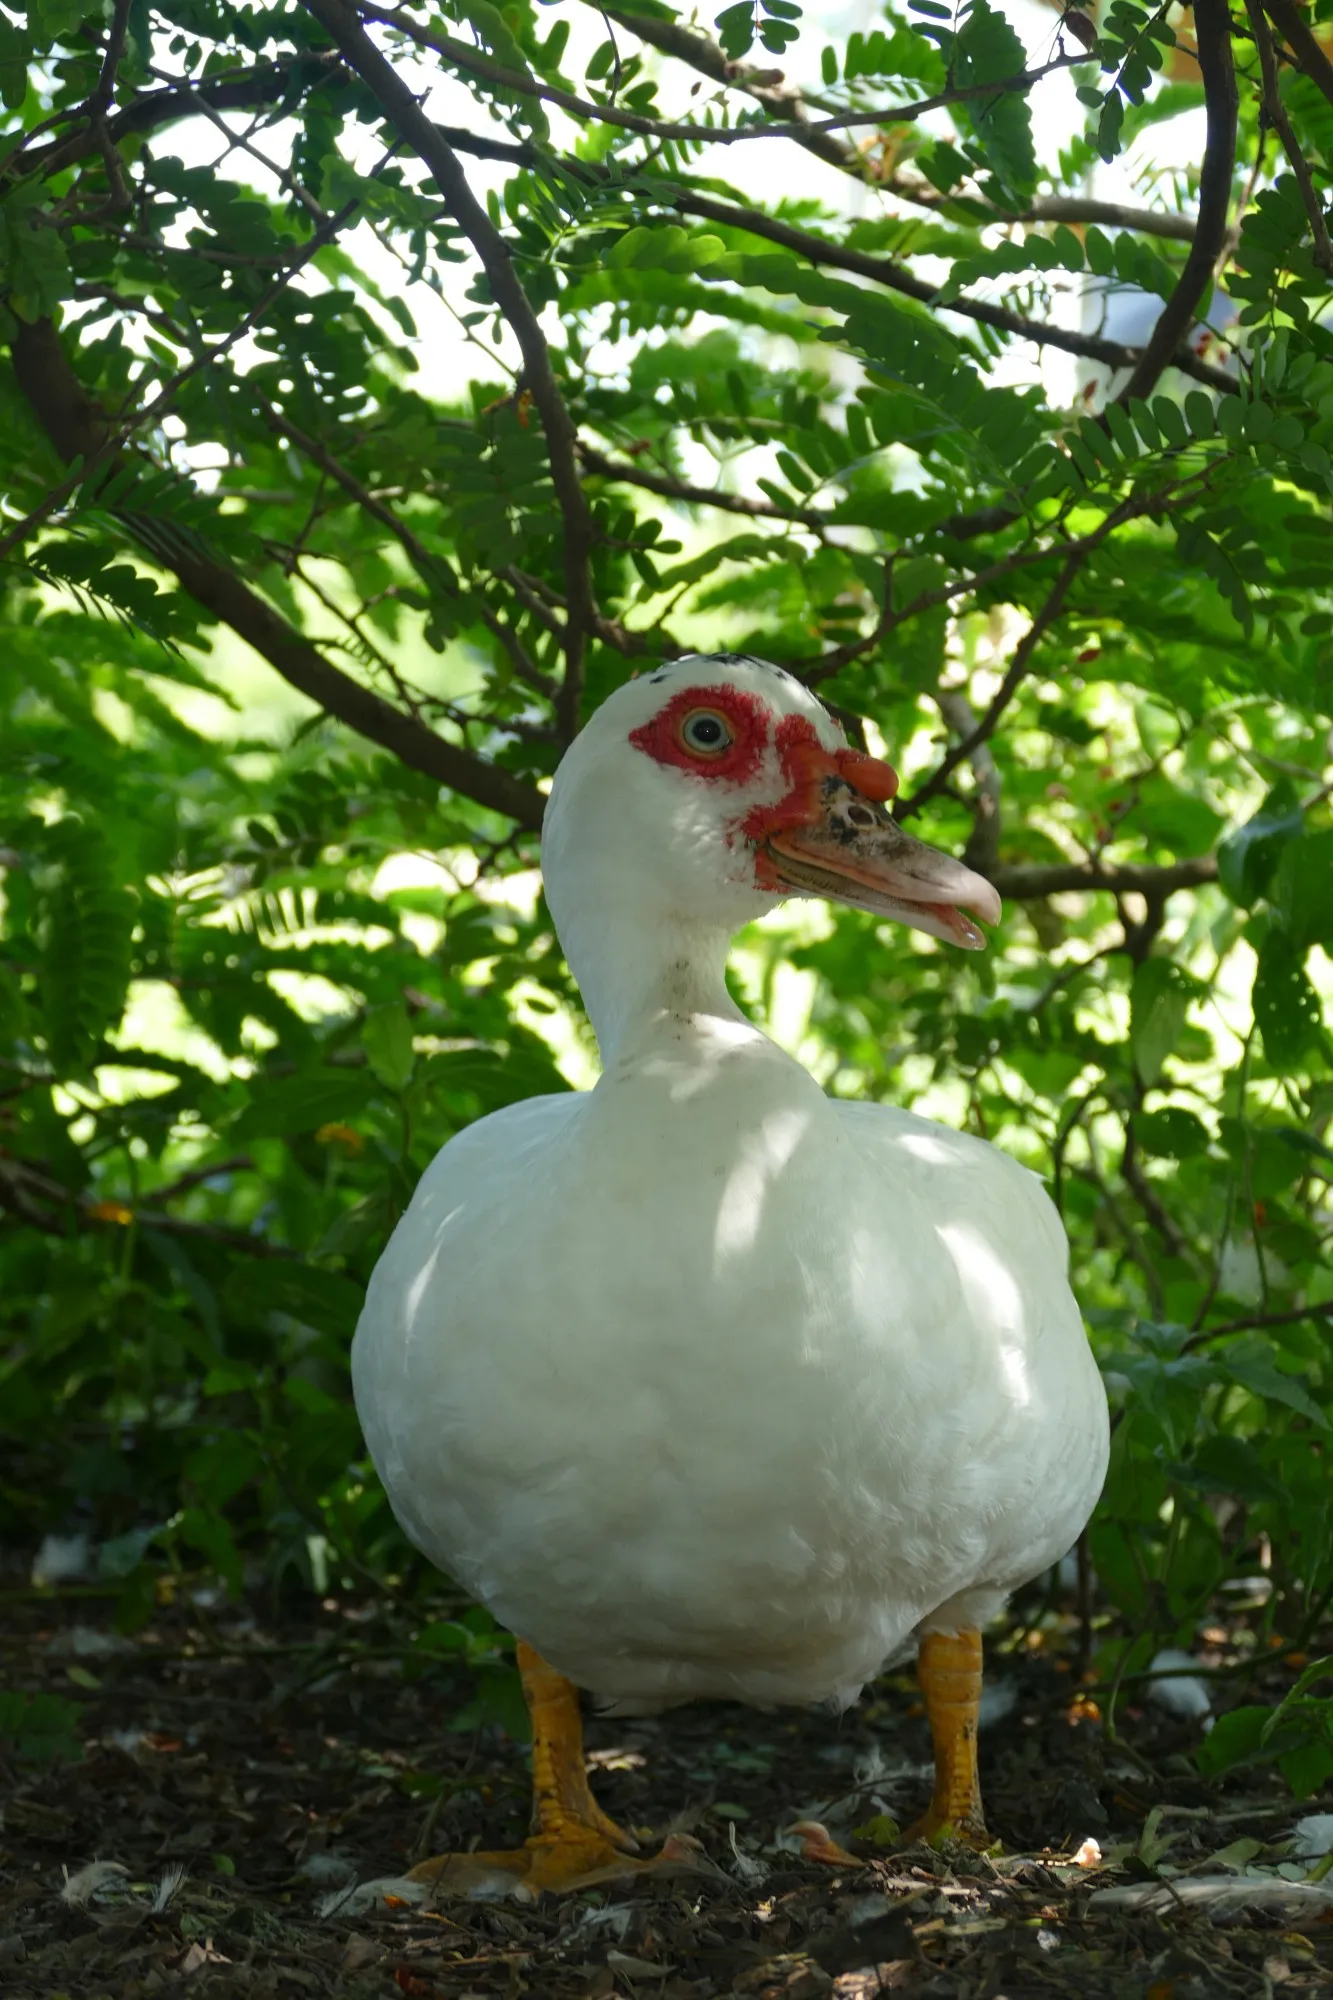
left=3, top=0, right=1333, bottom=1787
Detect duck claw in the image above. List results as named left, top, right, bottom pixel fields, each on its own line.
left=787, top=1819, right=864, bottom=1868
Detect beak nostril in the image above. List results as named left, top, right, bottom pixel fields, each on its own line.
left=846, top=805, right=876, bottom=828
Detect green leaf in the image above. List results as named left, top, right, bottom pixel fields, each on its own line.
left=223, top=1262, right=364, bottom=1337
left=36, top=817, right=135, bottom=1073
left=1131, top=958, right=1200, bottom=1085
left=1220, top=1338, right=1330, bottom=1429
left=231, top=1071, right=380, bottom=1140
left=1104, top=402, right=1140, bottom=461
left=1096, top=90, right=1124, bottom=163
left=1196, top=1704, right=1271, bottom=1776
left=1269, top=829, right=1333, bottom=950
left=1216, top=395, right=1245, bottom=441
left=99, top=1525, right=168, bottom=1578
left=0, top=1691, right=84, bottom=1765
left=1085, top=227, right=1115, bottom=277
left=1183, top=391, right=1215, bottom=438
left=1176, top=1436, right=1287, bottom=1505
left=953, top=0, right=1037, bottom=201
left=1252, top=934, right=1324, bottom=1070
left=1152, top=396, right=1188, bottom=448
left=178, top=1505, right=244, bottom=1597
left=1217, top=784, right=1304, bottom=906
left=0, top=187, right=72, bottom=319
left=1128, top=398, right=1162, bottom=450
left=362, top=1001, right=416, bottom=1091
left=0, top=13, right=28, bottom=108
left=1134, top=1107, right=1209, bottom=1159
left=1279, top=1737, right=1333, bottom=1799
left=185, top=1432, right=265, bottom=1507
left=26, top=0, right=93, bottom=44
left=1051, top=224, right=1084, bottom=271
left=715, top=1, right=755, bottom=58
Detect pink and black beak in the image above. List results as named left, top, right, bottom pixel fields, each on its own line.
left=747, top=740, right=1001, bottom=950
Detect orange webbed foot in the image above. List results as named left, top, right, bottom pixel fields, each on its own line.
left=407, top=1829, right=703, bottom=1901
left=405, top=1641, right=711, bottom=1900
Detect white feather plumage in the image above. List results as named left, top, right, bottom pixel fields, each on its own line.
left=353, top=658, right=1109, bottom=1714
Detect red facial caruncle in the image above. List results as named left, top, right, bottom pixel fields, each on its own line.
left=742, top=716, right=899, bottom=890
left=631, top=689, right=901, bottom=892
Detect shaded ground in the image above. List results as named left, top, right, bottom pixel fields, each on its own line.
left=2, top=1587, right=1330, bottom=1998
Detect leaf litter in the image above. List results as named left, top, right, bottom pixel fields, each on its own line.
left=2, top=1589, right=1332, bottom=1998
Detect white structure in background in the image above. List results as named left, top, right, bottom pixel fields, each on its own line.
left=1078, top=275, right=1240, bottom=409
left=1146, top=1646, right=1215, bottom=1725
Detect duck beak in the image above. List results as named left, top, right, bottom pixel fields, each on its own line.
left=747, top=745, right=1001, bottom=950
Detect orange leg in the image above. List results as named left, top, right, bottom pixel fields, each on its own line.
left=900, top=1627, right=990, bottom=1848
left=409, top=1641, right=694, bottom=1899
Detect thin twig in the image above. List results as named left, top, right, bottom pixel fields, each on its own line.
left=1182, top=1299, right=1333, bottom=1353
left=898, top=541, right=1097, bottom=821
left=252, top=390, right=557, bottom=700
left=12, top=318, right=546, bottom=828
left=0, top=197, right=359, bottom=561
left=1245, top=0, right=1333, bottom=274
left=935, top=686, right=1002, bottom=874
left=1262, top=0, right=1333, bottom=110
left=304, top=0, right=594, bottom=739
left=11, top=53, right=347, bottom=183
left=1115, top=0, right=1239, bottom=407
left=579, top=443, right=833, bottom=531
left=671, top=189, right=1237, bottom=394
left=145, top=61, right=332, bottom=226
left=594, top=0, right=854, bottom=170
left=360, top=6, right=1083, bottom=150
left=144, top=1155, right=256, bottom=1204
left=87, top=0, right=132, bottom=119
left=994, top=194, right=1197, bottom=243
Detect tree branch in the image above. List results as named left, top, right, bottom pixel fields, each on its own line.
left=595, top=5, right=1203, bottom=252
left=302, top=0, right=593, bottom=739
left=578, top=443, right=833, bottom=531
left=1004, top=195, right=1198, bottom=244
left=670, top=189, right=1238, bottom=392
left=252, top=390, right=557, bottom=700
left=1114, top=0, right=1238, bottom=407
left=935, top=687, right=1001, bottom=875
left=1261, top=0, right=1333, bottom=110
left=1246, top=0, right=1333, bottom=274
left=1122, top=1110, right=1192, bottom=1258
left=360, top=5, right=1082, bottom=149
left=0, top=192, right=360, bottom=562
left=1182, top=1298, right=1333, bottom=1352
left=898, top=543, right=1098, bottom=821
left=989, top=856, right=1218, bottom=899
left=10, top=317, right=546, bottom=830
left=87, top=0, right=131, bottom=119
left=596, top=0, right=854, bottom=169
left=880, top=177, right=1200, bottom=242
left=14, top=54, right=343, bottom=182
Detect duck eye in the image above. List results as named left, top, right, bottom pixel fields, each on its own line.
left=679, top=709, right=732, bottom=757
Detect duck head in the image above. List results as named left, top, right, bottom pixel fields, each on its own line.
left=542, top=654, right=1000, bottom=953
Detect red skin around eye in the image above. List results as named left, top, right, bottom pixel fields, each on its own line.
left=630, top=692, right=901, bottom=892
left=628, top=684, right=771, bottom=783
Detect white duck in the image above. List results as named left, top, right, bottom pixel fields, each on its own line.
left=354, top=654, right=1110, bottom=1894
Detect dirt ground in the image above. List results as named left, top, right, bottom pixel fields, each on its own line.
left=2, top=1586, right=1330, bottom=2000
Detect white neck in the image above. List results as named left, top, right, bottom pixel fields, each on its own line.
left=551, top=887, right=747, bottom=1066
